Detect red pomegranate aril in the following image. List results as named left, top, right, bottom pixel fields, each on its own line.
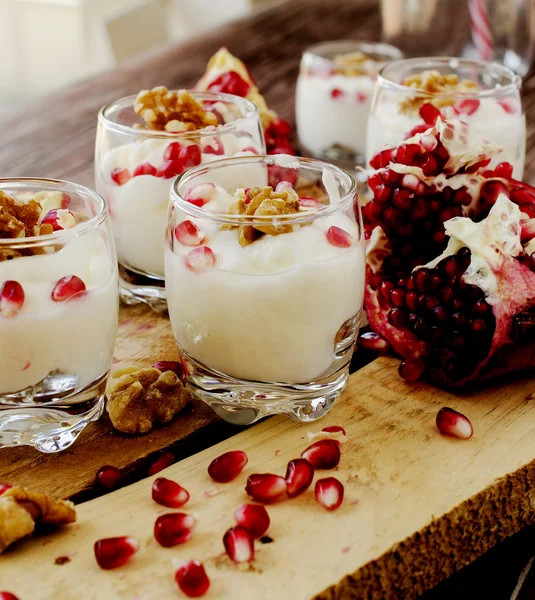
left=284, top=458, right=314, bottom=498
left=314, top=477, right=344, bottom=511
left=94, top=536, right=139, bottom=570
left=301, top=439, right=340, bottom=470
left=436, top=407, right=473, bottom=439
left=326, top=226, right=352, bottom=248
left=471, top=300, right=489, bottom=315
left=493, top=162, right=514, bottom=178
left=208, top=450, right=248, bottom=483
left=368, top=172, right=383, bottom=191
left=453, top=188, right=473, bottom=206
left=175, top=220, right=205, bottom=247
left=454, top=98, right=480, bottom=115
left=511, top=188, right=535, bottom=205
left=370, top=148, right=395, bottom=169
left=0, top=281, right=24, bottom=318
left=180, top=145, right=202, bottom=168
left=156, top=159, right=183, bottom=179
left=0, top=483, right=12, bottom=495
left=405, top=290, right=418, bottom=311
left=185, top=246, right=216, bottom=272
left=392, top=188, right=413, bottom=210
left=154, top=513, right=197, bottom=547
left=208, top=71, right=251, bottom=96
left=383, top=206, right=403, bottom=227
left=96, top=465, right=122, bottom=491
left=152, top=477, right=190, bottom=508
left=481, top=180, right=509, bottom=203
left=380, top=280, right=395, bottom=303
left=419, top=103, right=441, bottom=125
left=422, top=154, right=439, bottom=176
left=396, top=143, right=420, bottom=166
left=359, top=331, right=389, bottom=352
left=398, top=358, right=425, bottom=382
left=111, top=167, right=131, bottom=185
left=223, top=526, right=255, bottom=567
left=407, top=123, right=431, bottom=138
left=41, top=209, right=75, bottom=231
left=153, top=360, right=184, bottom=380
left=323, top=425, right=346, bottom=435
left=497, top=96, right=518, bottom=114
left=51, top=275, right=86, bottom=302
left=234, top=504, right=270, bottom=538
left=185, top=182, right=216, bottom=207
left=175, top=560, right=210, bottom=598
left=402, top=173, right=420, bottom=191
left=411, top=198, right=430, bottom=220
left=203, top=138, right=225, bottom=155
left=382, top=169, right=401, bottom=185
left=0, top=593, right=19, bottom=600
left=471, top=318, right=487, bottom=332
left=374, top=184, right=392, bottom=204
left=389, top=288, right=406, bottom=308
left=420, top=134, right=438, bottom=152
left=164, top=141, right=182, bottom=161
left=245, top=473, right=287, bottom=503
left=148, top=451, right=175, bottom=476
left=330, top=88, right=344, bottom=99
left=133, top=162, right=157, bottom=177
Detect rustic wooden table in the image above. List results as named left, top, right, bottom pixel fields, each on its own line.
left=0, top=0, right=534, bottom=598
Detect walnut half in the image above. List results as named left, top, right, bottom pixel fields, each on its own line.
left=106, top=366, right=189, bottom=434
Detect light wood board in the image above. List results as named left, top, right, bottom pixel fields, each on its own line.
left=1, top=357, right=534, bottom=599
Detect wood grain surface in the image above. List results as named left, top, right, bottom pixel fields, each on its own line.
left=1, top=356, right=534, bottom=600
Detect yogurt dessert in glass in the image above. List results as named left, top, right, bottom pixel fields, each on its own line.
left=295, top=41, right=403, bottom=167
left=95, top=87, right=265, bottom=312
left=367, top=57, right=526, bottom=177
left=165, top=155, right=365, bottom=425
left=0, top=178, right=119, bottom=453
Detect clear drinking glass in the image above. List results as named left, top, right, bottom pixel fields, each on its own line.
left=165, top=155, right=365, bottom=425
left=95, top=91, right=265, bottom=312
left=295, top=41, right=403, bottom=168
left=366, top=57, right=526, bottom=177
left=0, top=178, right=119, bottom=453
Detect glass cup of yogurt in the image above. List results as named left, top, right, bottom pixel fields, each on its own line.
left=0, top=178, right=119, bottom=453
left=95, top=89, right=265, bottom=312
left=295, top=41, right=403, bottom=168
left=366, top=57, right=526, bottom=177
left=165, top=155, right=365, bottom=425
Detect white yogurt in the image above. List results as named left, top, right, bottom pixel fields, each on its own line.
left=165, top=187, right=365, bottom=383
left=366, top=97, right=526, bottom=177
left=0, top=233, right=118, bottom=394
left=296, top=73, right=375, bottom=160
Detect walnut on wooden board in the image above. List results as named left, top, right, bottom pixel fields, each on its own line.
left=106, top=366, right=189, bottom=434
left=0, top=487, right=76, bottom=553
left=134, top=87, right=218, bottom=132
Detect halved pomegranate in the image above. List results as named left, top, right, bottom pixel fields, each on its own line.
left=366, top=119, right=535, bottom=386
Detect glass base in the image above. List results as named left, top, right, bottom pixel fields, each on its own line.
left=0, top=373, right=107, bottom=453
left=119, top=265, right=167, bottom=313
left=184, top=352, right=350, bottom=426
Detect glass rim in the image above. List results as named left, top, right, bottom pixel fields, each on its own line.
left=377, top=57, right=522, bottom=98
left=171, top=154, right=359, bottom=229
left=0, top=177, right=108, bottom=248
left=98, top=90, right=260, bottom=139
left=303, top=40, right=403, bottom=72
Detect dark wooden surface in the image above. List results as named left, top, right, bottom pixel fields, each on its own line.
left=0, top=0, right=534, bottom=598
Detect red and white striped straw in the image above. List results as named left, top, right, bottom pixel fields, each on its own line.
left=469, top=0, right=494, bottom=61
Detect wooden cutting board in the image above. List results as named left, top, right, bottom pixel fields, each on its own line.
left=1, top=356, right=534, bottom=600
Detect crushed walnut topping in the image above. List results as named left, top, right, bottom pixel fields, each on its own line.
left=227, top=186, right=301, bottom=247
left=400, top=70, right=478, bottom=114
left=0, top=192, right=52, bottom=240
left=333, top=51, right=376, bottom=76
left=134, top=86, right=219, bottom=133
left=0, top=487, right=76, bottom=553
left=106, top=366, right=189, bottom=434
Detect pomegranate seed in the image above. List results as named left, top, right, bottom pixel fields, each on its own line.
left=0, top=483, right=12, bottom=495
left=148, top=451, right=175, bottom=476
left=315, top=477, right=344, bottom=511
left=330, top=88, right=344, bottom=99
left=0, top=281, right=24, bottom=318
left=323, top=425, right=346, bottom=435
left=359, top=331, right=389, bottom=352
left=133, top=162, right=157, bottom=177
left=402, top=174, right=420, bottom=191
left=368, top=172, right=383, bottom=191
left=436, top=407, right=473, bottom=439
left=234, top=504, right=270, bottom=538
left=299, top=196, right=322, bottom=208
left=326, top=225, right=352, bottom=248
left=156, top=159, right=184, bottom=179
left=308, top=425, right=347, bottom=445
left=420, top=134, right=438, bottom=152
left=41, top=209, right=76, bottom=231
left=152, top=477, right=190, bottom=508
left=202, top=137, right=224, bottom=155
left=398, top=358, right=425, bottom=382
left=185, top=246, right=216, bottom=272
left=454, top=99, right=480, bottom=115
left=180, top=145, right=202, bottom=168
left=301, top=440, right=340, bottom=469
left=396, top=143, right=420, bottom=166
left=407, top=123, right=430, bottom=138
left=175, top=220, right=205, bottom=246
left=51, top=276, right=86, bottom=302
left=374, top=184, right=392, bottom=205
left=94, top=536, right=139, bottom=569
left=111, top=167, right=131, bottom=185
left=493, top=162, right=514, bottom=178
left=96, top=465, right=122, bottom=491
left=185, top=182, right=217, bottom=207
left=419, top=103, right=441, bottom=125
left=242, top=146, right=260, bottom=155
left=164, top=142, right=183, bottom=161
left=154, top=512, right=198, bottom=547
left=497, top=96, right=519, bottom=114
left=208, top=450, right=248, bottom=483
left=285, top=458, right=314, bottom=498
left=175, top=560, right=210, bottom=597
left=208, top=71, right=251, bottom=96
left=0, top=593, right=20, bottom=600
left=245, top=473, right=287, bottom=503
left=223, top=526, right=255, bottom=567
left=356, top=91, right=367, bottom=103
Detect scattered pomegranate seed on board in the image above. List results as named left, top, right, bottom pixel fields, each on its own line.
left=174, top=560, right=210, bottom=598
left=152, top=477, right=190, bottom=508
left=284, top=458, right=314, bottom=498
left=207, top=450, right=248, bottom=483
left=322, top=425, right=346, bottom=435
left=315, top=477, right=345, bottom=511
left=50, top=276, right=86, bottom=302
left=147, top=451, right=175, bottom=476
left=154, top=513, right=198, bottom=547
left=436, top=407, right=473, bottom=439
left=0, top=483, right=12, bottom=495
left=245, top=474, right=287, bottom=503
left=94, top=536, right=139, bottom=570
left=96, top=465, right=122, bottom=491
left=234, top=504, right=270, bottom=538
left=398, top=358, right=426, bottom=382
left=223, top=526, right=255, bottom=567
left=0, top=281, right=24, bottom=318
left=152, top=361, right=184, bottom=380
left=301, top=440, right=341, bottom=469
left=0, top=593, right=20, bottom=600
